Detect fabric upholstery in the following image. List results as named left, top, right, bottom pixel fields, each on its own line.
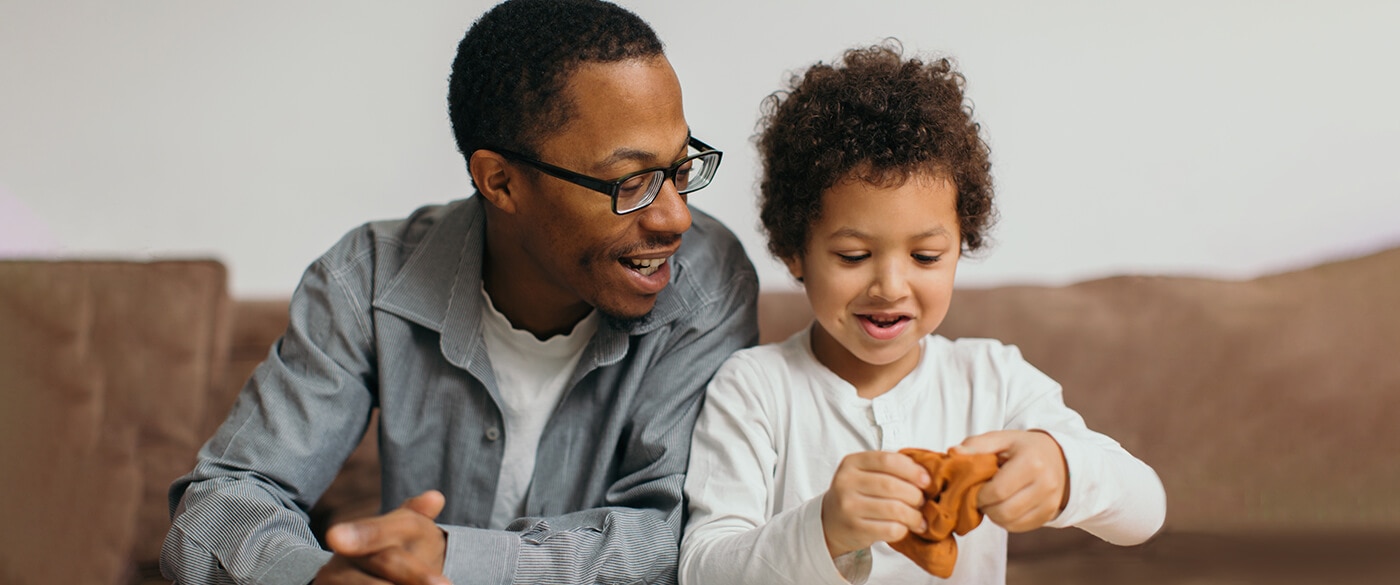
left=0, top=260, right=228, bottom=584
left=938, top=247, right=1400, bottom=533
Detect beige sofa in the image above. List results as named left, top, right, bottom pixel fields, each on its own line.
left=2, top=246, right=1398, bottom=584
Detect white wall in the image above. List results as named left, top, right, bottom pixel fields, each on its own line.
left=3, top=1, right=1397, bottom=297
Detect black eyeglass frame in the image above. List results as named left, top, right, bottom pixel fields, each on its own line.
left=488, top=136, right=723, bottom=215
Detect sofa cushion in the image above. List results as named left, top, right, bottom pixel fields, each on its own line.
left=0, top=260, right=229, bottom=581
left=1005, top=530, right=1400, bottom=585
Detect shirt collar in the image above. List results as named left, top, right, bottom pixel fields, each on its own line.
left=372, top=196, right=696, bottom=373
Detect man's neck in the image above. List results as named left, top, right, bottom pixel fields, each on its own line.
left=481, top=228, right=591, bottom=341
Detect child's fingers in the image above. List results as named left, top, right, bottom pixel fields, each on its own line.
left=982, top=485, right=1056, bottom=532
left=849, top=470, right=926, bottom=509
left=844, top=494, right=927, bottom=535
left=977, top=454, right=1044, bottom=508
left=850, top=515, right=916, bottom=543
left=851, top=450, right=933, bottom=489
left=952, top=430, right=1020, bottom=457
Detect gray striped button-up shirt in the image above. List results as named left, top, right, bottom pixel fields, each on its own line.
left=162, top=196, right=759, bottom=585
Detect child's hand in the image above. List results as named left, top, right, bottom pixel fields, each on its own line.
left=821, top=451, right=932, bottom=558
left=952, top=430, right=1069, bottom=532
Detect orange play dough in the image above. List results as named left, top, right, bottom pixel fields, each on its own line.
left=889, top=448, right=1000, bottom=578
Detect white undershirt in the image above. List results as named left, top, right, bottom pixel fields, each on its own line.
left=479, top=286, right=598, bottom=530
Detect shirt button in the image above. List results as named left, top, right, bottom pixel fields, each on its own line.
left=485, top=427, right=500, bottom=441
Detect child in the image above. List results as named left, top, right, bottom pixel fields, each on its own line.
left=678, top=43, right=1166, bottom=584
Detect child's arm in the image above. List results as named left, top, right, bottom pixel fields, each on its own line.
left=958, top=344, right=1166, bottom=544
left=681, top=353, right=927, bottom=585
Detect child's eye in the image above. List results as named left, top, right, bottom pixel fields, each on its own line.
left=913, top=253, right=942, bottom=265
left=837, top=253, right=870, bottom=264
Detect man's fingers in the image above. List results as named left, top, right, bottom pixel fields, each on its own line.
left=401, top=490, right=446, bottom=520
left=346, top=547, right=451, bottom=585
left=326, top=521, right=379, bottom=556
left=314, top=555, right=394, bottom=585
left=326, top=513, right=410, bottom=556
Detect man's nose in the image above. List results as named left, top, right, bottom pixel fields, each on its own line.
left=637, top=179, right=692, bottom=235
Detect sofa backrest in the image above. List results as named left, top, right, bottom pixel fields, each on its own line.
left=938, top=247, right=1400, bottom=532
left=0, top=260, right=229, bottom=584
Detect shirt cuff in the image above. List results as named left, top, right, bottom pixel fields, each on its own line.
left=1034, top=430, right=1098, bottom=529
left=255, top=546, right=332, bottom=585
left=441, top=524, right=520, bottom=585
left=795, top=494, right=870, bottom=585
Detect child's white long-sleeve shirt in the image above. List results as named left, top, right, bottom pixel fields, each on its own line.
left=680, top=328, right=1166, bottom=585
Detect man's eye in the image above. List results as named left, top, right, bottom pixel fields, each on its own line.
left=618, top=174, right=649, bottom=196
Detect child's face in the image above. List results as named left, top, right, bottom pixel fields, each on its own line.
left=787, top=172, right=961, bottom=379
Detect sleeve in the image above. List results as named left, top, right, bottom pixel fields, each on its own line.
left=161, top=251, right=377, bottom=585
left=996, top=344, right=1167, bottom=545
left=678, top=352, right=861, bottom=585
left=438, top=268, right=761, bottom=585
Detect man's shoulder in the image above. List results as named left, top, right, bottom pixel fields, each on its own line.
left=673, top=208, right=756, bottom=290
left=315, top=198, right=477, bottom=279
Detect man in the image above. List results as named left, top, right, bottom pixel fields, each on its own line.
left=161, top=1, right=759, bottom=583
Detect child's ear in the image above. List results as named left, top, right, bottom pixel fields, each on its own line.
left=783, top=255, right=805, bottom=284
left=469, top=150, right=518, bottom=214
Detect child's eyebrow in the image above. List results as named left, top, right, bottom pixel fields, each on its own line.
left=826, top=226, right=950, bottom=240
left=910, top=227, right=950, bottom=240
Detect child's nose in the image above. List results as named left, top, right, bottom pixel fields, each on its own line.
left=868, top=262, right=911, bottom=301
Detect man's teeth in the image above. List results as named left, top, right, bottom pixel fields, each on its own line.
left=627, top=257, right=667, bottom=276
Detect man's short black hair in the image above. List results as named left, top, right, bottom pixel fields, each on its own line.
left=448, top=0, right=665, bottom=171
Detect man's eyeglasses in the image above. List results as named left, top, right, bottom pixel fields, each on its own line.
left=490, top=137, right=722, bottom=215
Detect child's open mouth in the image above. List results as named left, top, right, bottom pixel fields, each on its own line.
left=858, top=314, right=911, bottom=340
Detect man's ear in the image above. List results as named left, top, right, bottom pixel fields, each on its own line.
left=469, top=149, right=518, bottom=214
left=783, top=254, right=805, bottom=284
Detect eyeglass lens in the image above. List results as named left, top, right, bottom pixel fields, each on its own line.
left=615, top=151, right=720, bottom=213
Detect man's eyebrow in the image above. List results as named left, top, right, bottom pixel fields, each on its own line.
left=596, top=133, right=691, bottom=170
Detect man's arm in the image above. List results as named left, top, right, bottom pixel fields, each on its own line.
left=162, top=250, right=378, bottom=585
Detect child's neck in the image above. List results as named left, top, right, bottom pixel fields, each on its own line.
left=809, top=325, right=923, bottom=400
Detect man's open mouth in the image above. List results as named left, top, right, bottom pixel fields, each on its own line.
left=623, top=256, right=668, bottom=277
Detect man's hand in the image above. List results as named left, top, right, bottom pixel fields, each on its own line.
left=820, top=451, right=931, bottom=558
left=314, top=490, right=452, bottom=585
left=952, top=430, right=1069, bottom=532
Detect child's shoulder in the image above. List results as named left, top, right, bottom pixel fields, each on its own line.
left=925, top=334, right=1036, bottom=372
left=720, top=328, right=813, bottom=374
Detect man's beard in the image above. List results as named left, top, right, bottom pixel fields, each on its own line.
left=600, top=308, right=653, bottom=332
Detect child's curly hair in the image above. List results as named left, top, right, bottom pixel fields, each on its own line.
left=757, top=41, right=995, bottom=260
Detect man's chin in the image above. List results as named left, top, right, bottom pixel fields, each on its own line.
left=596, top=296, right=659, bottom=331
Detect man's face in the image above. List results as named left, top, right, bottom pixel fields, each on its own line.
left=505, top=57, right=693, bottom=322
